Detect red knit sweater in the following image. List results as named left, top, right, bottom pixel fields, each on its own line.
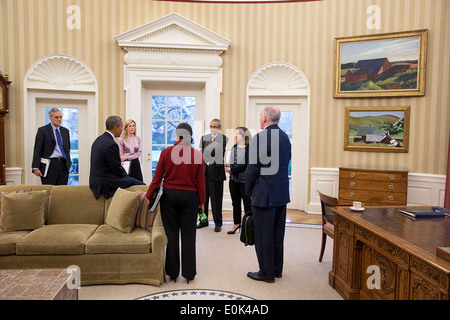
left=145, top=141, right=206, bottom=204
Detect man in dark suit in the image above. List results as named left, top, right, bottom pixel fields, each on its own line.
left=197, top=119, right=228, bottom=232
left=32, top=108, right=72, bottom=185
left=89, top=116, right=144, bottom=199
left=245, top=106, right=292, bottom=283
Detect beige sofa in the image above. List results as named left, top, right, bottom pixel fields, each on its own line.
left=0, top=184, right=167, bottom=286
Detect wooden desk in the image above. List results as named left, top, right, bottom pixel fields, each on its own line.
left=329, top=206, right=450, bottom=300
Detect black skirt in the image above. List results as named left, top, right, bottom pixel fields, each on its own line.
left=128, top=158, right=143, bottom=182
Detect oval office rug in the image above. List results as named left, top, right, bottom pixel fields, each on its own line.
left=137, top=289, right=254, bottom=300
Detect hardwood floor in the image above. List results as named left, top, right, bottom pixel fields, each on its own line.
left=221, top=209, right=321, bottom=225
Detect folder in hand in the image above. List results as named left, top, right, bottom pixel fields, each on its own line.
left=39, top=158, right=51, bottom=178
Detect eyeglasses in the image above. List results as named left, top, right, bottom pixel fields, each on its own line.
left=209, top=125, right=219, bottom=129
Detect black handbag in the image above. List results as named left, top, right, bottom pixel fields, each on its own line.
left=240, top=211, right=254, bottom=246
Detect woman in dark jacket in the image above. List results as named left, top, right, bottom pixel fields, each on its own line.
left=146, top=123, right=205, bottom=283
left=225, top=127, right=252, bottom=234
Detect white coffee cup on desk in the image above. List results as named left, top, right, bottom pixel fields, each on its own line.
left=352, top=201, right=364, bottom=210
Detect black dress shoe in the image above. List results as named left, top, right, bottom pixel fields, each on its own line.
left=214, top=226, right=222, bottom=232
left=197, top=221, right=209, bottom=229
left=247, top=272, right=275, bottom=283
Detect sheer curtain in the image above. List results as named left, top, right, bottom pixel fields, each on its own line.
left=445, top=129, right=450, bottom=209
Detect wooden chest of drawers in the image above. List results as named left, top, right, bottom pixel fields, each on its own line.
left=338, top=167, right=408, bottom=206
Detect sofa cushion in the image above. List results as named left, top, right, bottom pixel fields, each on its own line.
left=0, top=231, right=32, bottom=255
left=47, top=185, right=105, bottom=225
left=133, top=189, right=157, bottom=232
left=16, top=224, right=98, bottom=255
left=106, top=188, right=140, bottom=233
left=0, top=188, right=32, bottom=220
left=85, top=224, right=151, bottom=254
left=0, top=190, right=47, bottom=231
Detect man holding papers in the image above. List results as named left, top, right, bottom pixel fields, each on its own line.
left=32, top=108, right=72, bottom=185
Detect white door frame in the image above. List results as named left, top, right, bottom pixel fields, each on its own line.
left=142, top=83, right=205, bottom=183
left=248, top=97, right=309, bottom=210
left=34, top=97, right=89, bottom=185
left=246, top=62, right=311, bottom=211
left=23, top=54, right=98, bottom=185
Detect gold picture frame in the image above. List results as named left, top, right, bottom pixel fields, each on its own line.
left=334, top=29, right=427, bottom=98
left=344, top=106, right=410, bottom=153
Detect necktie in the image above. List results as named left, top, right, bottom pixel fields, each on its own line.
left=55, top=128, right=66, bottom=159
left=211, top=135, right=215, bottom=142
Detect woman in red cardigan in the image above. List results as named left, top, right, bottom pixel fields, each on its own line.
left=146, top=123, right=205, bottom=283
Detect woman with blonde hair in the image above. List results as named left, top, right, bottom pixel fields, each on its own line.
left=118, top=119, right=143, bottom=182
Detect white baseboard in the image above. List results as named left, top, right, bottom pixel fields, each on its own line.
left=6, top=166, right=446, bottom=214
left=307, top=168, right=339, bottom=214
left=5, top=167, right=23, bottom=185
left=307, top=167, right=446, bottom=215
left=407, top=173, right=446, bottom=206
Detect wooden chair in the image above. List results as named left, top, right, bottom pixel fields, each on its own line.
left=317, top=190, right=338, bottom=262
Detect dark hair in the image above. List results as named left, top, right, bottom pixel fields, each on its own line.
left=106, top=116, right=122, bottom=130
left=236, top=126, right=252, bottom=146
left=176, top=123, right=193, bottom=145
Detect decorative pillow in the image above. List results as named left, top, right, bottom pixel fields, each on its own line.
left=106, top=188, right=140, bottom=233
left=134, top=189, right=157, bottom=232
left=0, top=190, right=46, bottom=231
left=0, top=188, right=32, bottom=221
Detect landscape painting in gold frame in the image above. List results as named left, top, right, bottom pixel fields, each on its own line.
left=344, top=106, right=410, bottom=153
left=334, top=30, right=427, bottom=98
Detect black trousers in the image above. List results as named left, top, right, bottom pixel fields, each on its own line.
left=41, top=158, right=69, bottom=185
left=204, top=178, right=224, bottom=227
left=160, top=188, right=199, bottom=279
left=128, top=158, right=143, bottom=182
left=252, top=205, right=287, bottom=279
left=229, top=180, right=252, bottom=224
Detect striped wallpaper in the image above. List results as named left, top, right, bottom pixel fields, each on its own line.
left=1, top=0, right=449, bottom=179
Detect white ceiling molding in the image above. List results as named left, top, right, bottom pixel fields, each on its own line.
left=248, top=62, right=310, bottom=95
left=26, top=54, right=97, bottom=91
left=115, top=12, right=231, bottom=67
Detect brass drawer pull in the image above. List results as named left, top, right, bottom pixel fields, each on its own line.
left=388, top=185, right=395, bottom=190
left=388, top=196, right=394, bottom=201
left=389, top=175, right=395, bottom=180
left=349, top=182, right=356, bottom=187
left=349, top=193, right=355, bottom=197
left=350, top=173, right=356, bottom=178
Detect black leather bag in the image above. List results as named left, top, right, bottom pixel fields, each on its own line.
left=240, top=211, right=254, bottom=246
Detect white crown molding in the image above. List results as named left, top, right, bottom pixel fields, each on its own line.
left=248, top=62, right=310, bottom=95
left=25, top=54, right=97, bottom=91
left=115, top=13, right=230, bottom=67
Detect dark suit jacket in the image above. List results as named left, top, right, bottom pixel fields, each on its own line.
left=245, top=124, right=292, bottom=208
left=199, top=132, right=228, bottom=181
left=32, top=123, right=72, bottom=172
left=89, top=132, right=144, bottom=199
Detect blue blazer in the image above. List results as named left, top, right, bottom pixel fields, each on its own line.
left=245, top=124, right=291, bottom=208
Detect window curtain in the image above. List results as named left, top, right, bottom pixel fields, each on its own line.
left=445, top=129, right=450, bottom=209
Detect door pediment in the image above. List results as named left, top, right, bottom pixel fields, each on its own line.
left=115, top=13, right=230, bottom=67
